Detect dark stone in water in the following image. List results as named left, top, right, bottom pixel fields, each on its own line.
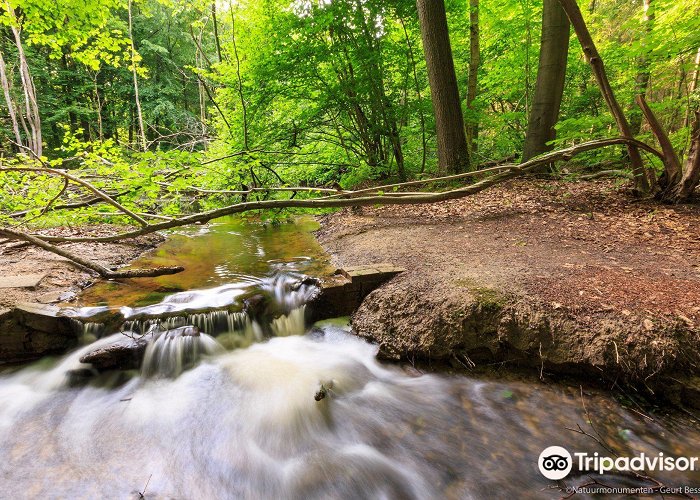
left=65, top=367, right=97, bottom=387
left=79, top=334, right=149, bottom=371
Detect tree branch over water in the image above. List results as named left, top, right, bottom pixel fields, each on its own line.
left=0, top=138, right=664, bottom=277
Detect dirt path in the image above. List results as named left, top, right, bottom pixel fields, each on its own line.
left=317, top=179, right=700, bottom=403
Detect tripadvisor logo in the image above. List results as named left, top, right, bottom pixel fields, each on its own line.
left=538, top=446, right=699, bottom=480
left=538, top=446, right=573, bottom=480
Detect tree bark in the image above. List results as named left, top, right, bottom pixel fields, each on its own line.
left=523, top=0, right=570, bottom=162
left=465, top=0, right=480, bottom=157
left=636, top=95, right=681, bottom=189
left=557, top=0, right=653, bottom=195
left=416, top=0, right=470, bottom=174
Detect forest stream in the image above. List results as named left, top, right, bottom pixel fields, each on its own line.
left=1, top=218, right=699, bottom=499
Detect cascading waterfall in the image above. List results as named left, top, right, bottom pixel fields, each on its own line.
left=140, top=327, right=224, bottom=378
left=121, top=310, right=250, bottom=337
left=69, top=318, right=106, bottom=343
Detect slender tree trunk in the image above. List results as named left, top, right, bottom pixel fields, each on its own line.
left=211, top=2, right=223, bottom=63
left=0, top=50, right=23, bottom=149
left=416, top=0, right=470, bottom=174
left=230, top=3, right=249, bottom=150
left=353, top=1, right=405, bottom=180
left=629, top=0, right=653, bottom=136
left=7, top=15, right=41, bottom=157
left=465, top=0, right=480, bottom=157
left=683, top=47, right=700, bottom=129
left=523, top=0, right=532, bottom=119
left=522, top=0, right=570, bottom=162
left=399, top=18, right=427, bottom=174
left=93, top=73, right=104, bottom=141
left=128, top=0, right=147, bottom=151
left=557, top=0, right=653, bottom=194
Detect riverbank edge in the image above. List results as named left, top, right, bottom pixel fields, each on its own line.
left=315, top=216, right=700, bottom=410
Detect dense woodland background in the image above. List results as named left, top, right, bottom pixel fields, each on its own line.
left=0, top=0, right=698, bottom=229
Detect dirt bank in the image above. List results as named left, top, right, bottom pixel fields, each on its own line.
left=317, top=179, right=700, bottom=405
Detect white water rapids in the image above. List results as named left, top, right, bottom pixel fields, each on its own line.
left=1, top=322, right=700, bottom=498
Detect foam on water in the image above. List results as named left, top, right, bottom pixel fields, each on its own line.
left=1, top=328, right=699, bottom=498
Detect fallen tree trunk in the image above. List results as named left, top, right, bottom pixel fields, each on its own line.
left=0, top=137, right=665, bottom=277
left=0, top=227, right=184, bottom=279
left=23, top=137, right=662, bottom=244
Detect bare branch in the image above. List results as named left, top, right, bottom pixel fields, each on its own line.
left=1, top=163, right=149, bottom=227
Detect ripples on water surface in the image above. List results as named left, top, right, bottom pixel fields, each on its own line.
left=1, top=218, right=699, bottom=499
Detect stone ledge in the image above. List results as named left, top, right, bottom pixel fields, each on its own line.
left=309, top=263, right=405, bottom=321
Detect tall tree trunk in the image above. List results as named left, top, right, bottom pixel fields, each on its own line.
left=399, top=17, right=427, bottom=173
left=629, top=0, right=653, bottom=136
left=416, top=0, right=470, bottom=174
left=557, top=0, right=653, bottom=195
left=465, top=0, right=480, bottom=157
left=0, top=49, right=23, bottom=149
left=353, top=1, right=405, bottom=180
left=684, top=47, right=700, bottom=129
left=522, top=0, right=570, bottom=162
left=92, top=73, right=104, bottom=141
left=128, top=0, right=147, bottom=151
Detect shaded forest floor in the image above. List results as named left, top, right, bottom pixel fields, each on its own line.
left=0, top=227, right=163, bottom=309
left=317, top=179, right=700, bottom=400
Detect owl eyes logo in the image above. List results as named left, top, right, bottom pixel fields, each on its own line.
left=539, top=446, right=573, bottom=480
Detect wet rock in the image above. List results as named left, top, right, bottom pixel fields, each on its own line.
left=36, top=290, right=76, bottom=304
left=162, top=325, right=200, bottom=338
left=65, top=367, right=97, bottom=387
left=79, top=334, right=149, bottom=371
left=0, top=305, right=78, bottom=363
left=307, top=265, right=404, bottom=323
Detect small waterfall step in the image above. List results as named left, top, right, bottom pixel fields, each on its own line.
left=1, top=264, right=404, bottom=364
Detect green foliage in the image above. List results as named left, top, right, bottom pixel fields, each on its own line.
left=0, top=0, right=698, bottom=226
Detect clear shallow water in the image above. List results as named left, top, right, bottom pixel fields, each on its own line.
left=1, top=218, right=699, bottom=499
left=78, top=216, right=333, bottom=308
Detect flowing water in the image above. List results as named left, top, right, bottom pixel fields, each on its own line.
left=1, top=218, right=699, bottom=499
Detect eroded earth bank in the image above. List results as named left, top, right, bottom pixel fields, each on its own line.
left=317, top=180, right=700, bottom=407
